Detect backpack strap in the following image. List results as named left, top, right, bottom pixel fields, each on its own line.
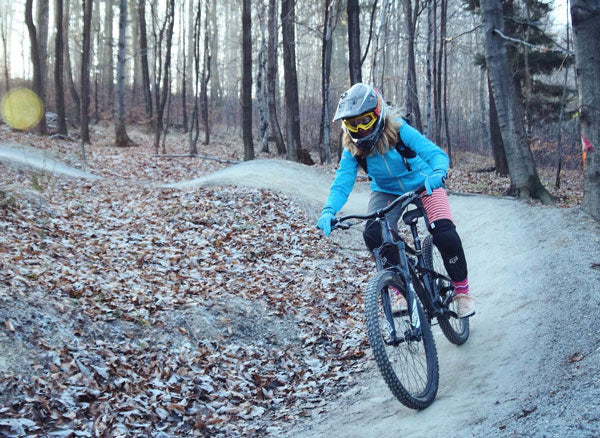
left=355, top=154, right=370, bottom=180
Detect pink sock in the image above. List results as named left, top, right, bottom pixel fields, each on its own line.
left=452, top=277, right=469, bottom=295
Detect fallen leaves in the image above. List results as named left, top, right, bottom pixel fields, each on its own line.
left=567, top=352, right=584, bottom=363
left=0, top=155, right=372, bottom=435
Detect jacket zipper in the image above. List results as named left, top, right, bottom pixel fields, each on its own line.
left=382, top=154, right=406, bottom=192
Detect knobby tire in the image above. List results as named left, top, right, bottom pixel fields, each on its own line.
left=422, top=235, right=470, bottom=345
left=364, top=270, right=439, bottom=410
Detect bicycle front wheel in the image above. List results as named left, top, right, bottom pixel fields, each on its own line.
left=423, top=235, right=470, bottom=345
left=364, top=270, right=439, bottom=410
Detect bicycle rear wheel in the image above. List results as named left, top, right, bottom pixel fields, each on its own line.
left=364, top=270, right=439, bottom=410
left=423, top=235, right=470, bottom=345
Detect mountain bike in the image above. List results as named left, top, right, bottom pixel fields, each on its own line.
left=330, top=189, right=469, bottom=410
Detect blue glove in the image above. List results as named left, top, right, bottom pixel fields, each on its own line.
left=317, top=210, right=336, bottom=237
left=424, top=170, right=447, bottom=195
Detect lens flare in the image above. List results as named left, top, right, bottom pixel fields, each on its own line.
left=1, top=88, right=44, bottom=131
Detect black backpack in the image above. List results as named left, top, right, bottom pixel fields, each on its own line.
left=355, top=116, right=416, bottom=177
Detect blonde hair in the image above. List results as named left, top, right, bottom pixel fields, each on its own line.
left=343, top=111, right=403, bottom=157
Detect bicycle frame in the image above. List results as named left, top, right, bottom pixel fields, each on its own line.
left=332, top=189, right=457, bottom=342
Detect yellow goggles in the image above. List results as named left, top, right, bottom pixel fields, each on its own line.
left=343, top=112, right=377, bottom=133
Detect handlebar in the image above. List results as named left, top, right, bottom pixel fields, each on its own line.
left=331, top=187, right=425, bottom=231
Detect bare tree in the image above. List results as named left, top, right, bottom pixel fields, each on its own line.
left=80, top=0, right=93, bottom=144
left=267, top=0, right=286, bottom=154
left=487, top=71, right=508, bottom=176
left=188, top=0, right=201, bottom=155
left=480, top=0, right=552, bottom=204
left=1, top=4, right=11, bottom=92
left=241, top=0, right=254, bottom=161
left=347, top=0, right=361, bottom=84
left=281, top=0, right=312, bottom=164
left=54, top=0, right=67, bottom=135
left=571, top=0, right=600, bottom=220
left=62, top=0, right=80, bottom=124
left=256, top=0, right=270, bottom=152
left=103, top=0, right=114, bottom=115
left=403, top=0, right=423, bottom=132
left=370, top=0, right=391, bottom=90
left=25, top=0, right=47, bottom=134
left=179, top=0, right=188, bottom=132
left=138, top=0, right=152, bottom=119
left=153, top=0, right=175, bottom=153
left=36, top=0, right=49, bottom=117
left=114, top=0, right=132, bottom=146
left=209, top=1, right=221, bottom=105
left=201, top=0, right=211, bottom=145
left=320, top=0, right=338, bottom=164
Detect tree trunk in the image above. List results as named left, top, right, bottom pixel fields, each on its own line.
left=63, top=0, right=80, bottom=124
left=153, top=0, right=175, bottom=153
left=487, top=72, right=508, bottom=176
left=25, top=0, right=47, bottom=134
left=179, top=0, right=187, bottom=133
left=480, top=0, right=552, bottom=204
left=209, top=0, right=221, bottom=105
left=114, top=0, right=131, bottom=147
left=434, top=0, right=445, bottom=145
left=1, top=10, right=10, bottom=92
left=257, top=1, right=270, bottom=153
left=281, top=0, right=306, bottom=163
left=201, top=0, right=210, bottom=145
left=80, top=0, right=93, bottom=144
left=424, top=0, right=432, bottom=136
left=370, top=0, right=390, bottom=91
left=188, top=0, right=201, bottom=155
left=54, top=0, right=67, bottom=135
left=241, top=0, right=254, bottom=161
left=36, top=0, right=49, bottom=122
left=442, top=0, right=451, bottom=162
left=571, top=0, right=600, bottom=220
left=403, top=0, right=422, bottom=132
left=347, top=0, right=361, bottom=84
left=138, top=0, right=152, bottom=119
left=320, top=0, right=337, bottom=164
left=103, top=0, right=114, bottom=116
left=267, top=0, right=286, bottom=154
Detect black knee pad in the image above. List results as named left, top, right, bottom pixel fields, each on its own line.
left=363, top=219, right=382, bottom=252
left=364, top=219, right=400, bottom=266
left=430, top=219, right=468, bottom=281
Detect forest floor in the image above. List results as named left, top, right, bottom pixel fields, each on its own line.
left=0, top=123, right=598, bottom=437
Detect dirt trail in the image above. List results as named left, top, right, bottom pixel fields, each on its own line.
left=2, top=144, right=599, bottom=436
left=167, top=158, right=600, bottom=437
left=0, top=141, right=100, bottom=180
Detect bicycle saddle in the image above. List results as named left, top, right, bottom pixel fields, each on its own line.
left=402, top=208, right=424, bottom=225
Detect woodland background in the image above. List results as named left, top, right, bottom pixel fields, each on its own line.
left=0, top=0, right=599, bottom=435
left=1, top=0, right=597, bottom=214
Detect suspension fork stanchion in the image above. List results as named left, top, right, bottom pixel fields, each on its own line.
left=396, top=246, right=422, bottom=336
left=381, top=216, right=422, bottom=337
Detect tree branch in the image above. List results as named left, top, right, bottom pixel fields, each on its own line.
left=446, top=24, right=481, bottom=43
left=504, top=17, right=575, bottom=55
left=360, top=0, right=378, bottom=67
left=494, top=28, right=574, bottom=55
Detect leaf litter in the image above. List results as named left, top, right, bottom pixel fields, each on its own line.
left=0, top=131, right=373, bottom=436
left=0, top=127, right=585, bottom=436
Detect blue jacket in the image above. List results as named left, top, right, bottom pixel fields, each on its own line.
left=323, top=122, right=449, bottom=214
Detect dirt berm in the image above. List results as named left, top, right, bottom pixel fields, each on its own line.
left=169, top=159, right=600, bottom=437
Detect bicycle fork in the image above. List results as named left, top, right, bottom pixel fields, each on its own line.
left=374, top=242, right=422, bottom=344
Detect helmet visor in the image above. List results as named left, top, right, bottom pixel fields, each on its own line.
left=343, top=111, right=377, bottom=133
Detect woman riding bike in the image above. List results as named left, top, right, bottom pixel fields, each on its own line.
left=317, top=83, right=475, bottom=318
